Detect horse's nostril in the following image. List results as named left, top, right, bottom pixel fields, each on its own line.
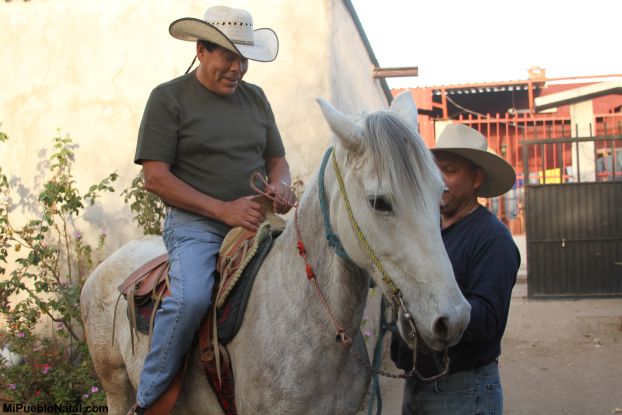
left=433, top=316, right=449, bottom=340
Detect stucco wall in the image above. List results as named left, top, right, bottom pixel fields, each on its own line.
left=329, top=0, right=388, bottom=114
left=0, top=0, right=387, bottom=252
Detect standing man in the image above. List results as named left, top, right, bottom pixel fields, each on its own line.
left=129, top=5, right=295, bottom=414
left=392, top=124, right=520, bottom=415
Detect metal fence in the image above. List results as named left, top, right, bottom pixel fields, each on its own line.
left=521, top=133, right=622, bottom=297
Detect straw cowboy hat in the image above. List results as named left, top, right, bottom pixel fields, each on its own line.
left=169, top=5, right=278, bottom=62
left=432, top=124, right=516, bottom=197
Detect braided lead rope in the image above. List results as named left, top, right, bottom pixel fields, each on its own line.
left=329, top=149, right=399, bottom=295
left=318, top=148, right=350, bottom=259
left=294, top=208, right=352, bottom=348
left=351, top=347, right=450, bottom=381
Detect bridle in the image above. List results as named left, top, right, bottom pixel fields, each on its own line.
left=252, top=146, right=450, bottom=382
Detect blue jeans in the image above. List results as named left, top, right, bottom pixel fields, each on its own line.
left=136, top=208, right=229, bottom=407
left=402, top=361, right=503, bottom=415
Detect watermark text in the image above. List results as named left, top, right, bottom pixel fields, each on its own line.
left=3, top=402, right=108, bottom=413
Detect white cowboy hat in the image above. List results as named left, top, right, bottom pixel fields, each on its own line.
left=432, top=124, right=516, bottom=197
left=169, top=5, right=278, bottom=62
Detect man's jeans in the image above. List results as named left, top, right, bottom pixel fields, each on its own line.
left=136, top=208, right=229, bottom=407
left=402, top=361, right=503, bottom=415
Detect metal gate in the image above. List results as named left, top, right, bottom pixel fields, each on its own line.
left=523, top=134, right=622, bottom=298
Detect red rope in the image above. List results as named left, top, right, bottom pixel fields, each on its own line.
left=250, top=171, right=352, bottom=348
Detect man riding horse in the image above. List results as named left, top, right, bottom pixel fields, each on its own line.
left=129, top=5, right=296, bottom=413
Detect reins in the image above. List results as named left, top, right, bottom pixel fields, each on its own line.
left=250, top=148, right=450, bottom=383
left=250, top=172, right=352, bottom=348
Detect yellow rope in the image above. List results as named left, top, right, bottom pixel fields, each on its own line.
left=330, top=149, right=399, bottom=295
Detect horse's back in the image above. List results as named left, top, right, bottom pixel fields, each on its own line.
left=80, top=235, right=165, bottom=333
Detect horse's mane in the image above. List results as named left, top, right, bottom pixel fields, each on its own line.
left=361, top=111, right=443, bottom=211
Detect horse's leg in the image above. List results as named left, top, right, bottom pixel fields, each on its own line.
left=81, top=267, right=136, bottom=415
left=89, top=340, right=135, bottom=415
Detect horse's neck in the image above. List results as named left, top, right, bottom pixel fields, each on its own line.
left=277, top=182, right=370, bottom=334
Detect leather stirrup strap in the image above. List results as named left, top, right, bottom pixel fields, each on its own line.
left=127, top=285, right=139, bottom=355
left=199, top=310, right=214, bottom=366
left=143, top=352, right=190, bottom=415
left=111, top=292, right=123, bottom=347
left=199, top=310, right=237, bottom=414
left=199, top=308, right=222, bottom=386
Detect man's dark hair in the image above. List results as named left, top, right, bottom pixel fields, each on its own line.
left=197, top=39, right=219, bottom=51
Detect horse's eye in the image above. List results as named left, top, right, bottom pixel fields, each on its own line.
left=369, top=196, right=393, bottom=212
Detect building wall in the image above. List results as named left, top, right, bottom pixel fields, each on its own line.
left=328, top=0, right=387, bottom=114
left=0, top=0, right=387, bottom=252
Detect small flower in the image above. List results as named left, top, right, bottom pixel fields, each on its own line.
left=35, top=390, right=41, bottom=397
left=41, top=363, right=51, bottom=374
left=82, top=393, right=90, bottom=399
left=90, top=386, right=99, bottom=393
left=364, top=330, right=372, bottom=338
left=16, top=332, right=25, bottom=338
left=74, top=231, right=82, bottom=239
left=8, top=384, right=16, bottom=390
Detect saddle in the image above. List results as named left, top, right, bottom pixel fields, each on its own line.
left=115, top=197, right=283, bottom=415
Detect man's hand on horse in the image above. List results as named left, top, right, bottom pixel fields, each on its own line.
left=266, top=182, right=296, bottom=214
left=220, top=197, right=266, bottom=231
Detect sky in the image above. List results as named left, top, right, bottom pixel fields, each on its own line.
left=350, top=0, right=622, bottom=89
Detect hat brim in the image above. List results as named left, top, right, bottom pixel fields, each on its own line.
left=431, top=148, right=516, bottom=197
left=169, top=17, right=278, bottom=62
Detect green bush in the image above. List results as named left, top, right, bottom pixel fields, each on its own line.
left=122, top=170, right=165, bottom=236
left=0, top=131, right=117, bottom=410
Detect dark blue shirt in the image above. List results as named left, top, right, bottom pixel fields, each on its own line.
left=391, top=205, right=520, bottom=376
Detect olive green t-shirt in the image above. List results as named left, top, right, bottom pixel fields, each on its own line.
left=134, top=70, right=285, bottom=202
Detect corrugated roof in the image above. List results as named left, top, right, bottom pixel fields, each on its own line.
left=432, top=84, right=542, bottom=96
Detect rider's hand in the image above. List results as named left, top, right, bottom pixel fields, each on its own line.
left=265, top=182, right=296, bottom=214
left=219, top=197, right=265, bottom=231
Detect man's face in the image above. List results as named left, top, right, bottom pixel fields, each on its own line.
left=435, top=151, right=484, bottom=217
left=196, top=45, right=249, bottom=96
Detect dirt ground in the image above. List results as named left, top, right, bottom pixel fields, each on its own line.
left=374, top=283, right=622, bottom=415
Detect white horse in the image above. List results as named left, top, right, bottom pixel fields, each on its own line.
left=80, top=94, right=470, bottom=415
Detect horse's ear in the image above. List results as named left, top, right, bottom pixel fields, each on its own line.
left=316, top=98, right=363, bottom=152
left=389, top=91, right=419, bottom=133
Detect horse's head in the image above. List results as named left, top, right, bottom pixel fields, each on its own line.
left=316, top=93, right=470, bottom=351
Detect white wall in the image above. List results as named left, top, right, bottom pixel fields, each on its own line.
left=329, top=0, right=387, bottom=114
left=0, top=0, right=387, bottom=252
